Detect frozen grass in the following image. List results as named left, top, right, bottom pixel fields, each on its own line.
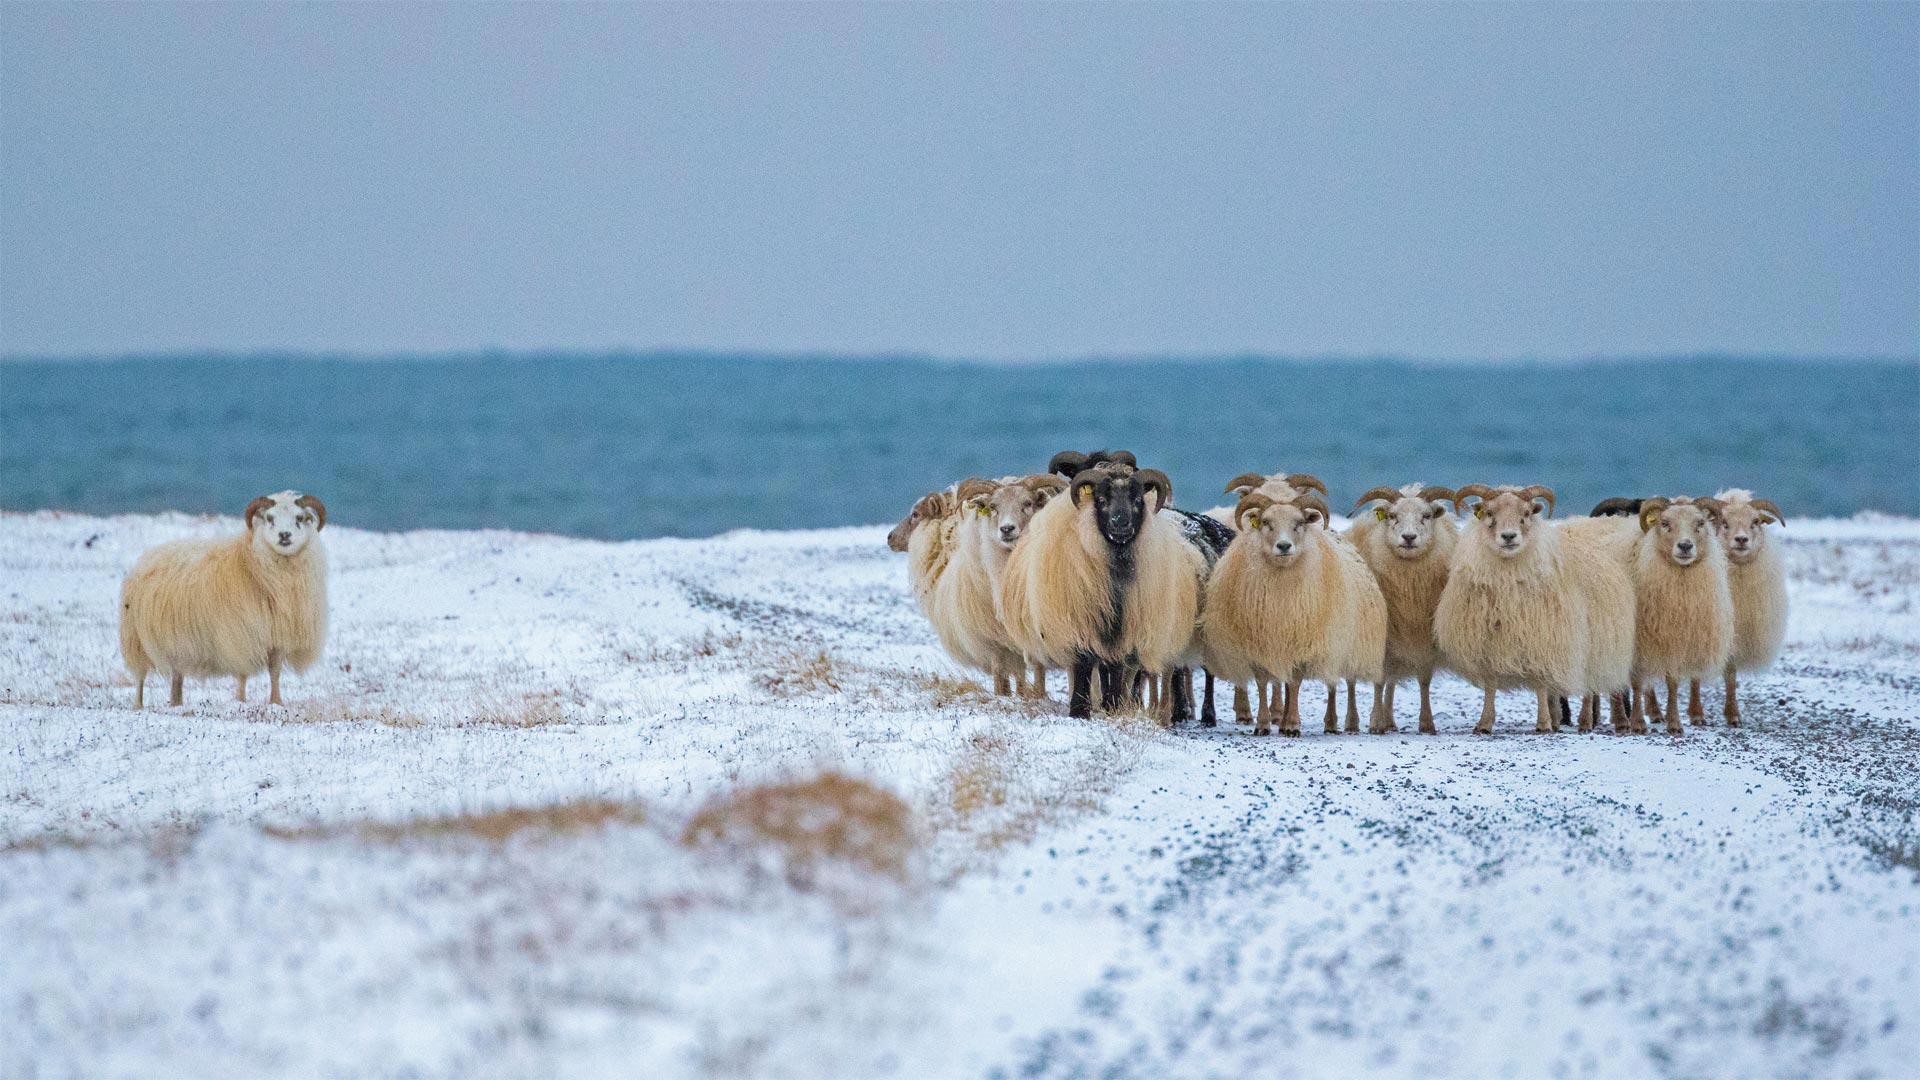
left=2, top=510, right=1918, bottom=1078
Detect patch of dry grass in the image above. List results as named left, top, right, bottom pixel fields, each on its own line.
left=461, top=687, right=582, bottom=727
left=753, top=650, right=849, bottom=698
left=280, top=697, right=426, bottom=728
left=681, top=772, right=917, bottom=891
left=267, top=800, right=648, bottom=846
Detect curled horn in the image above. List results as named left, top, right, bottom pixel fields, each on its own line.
left=1294, top=492, right=1331, bottom=524
left=1418, top=485, right=1456, bottom=508
left=1693, top=496, right=1727, bottom=525
left=1047, top=451, right=1090, bottom=480
left=1453, top=483, right=1497, bottom=509
left=1638, top=497, right=1671, bottom=531
left=1068, top=469, right=1106, bottom=507
left=1284, top=473, right=1328, bottom=496
left=1351, top=486, right=1403, bottom=514
left=1135, top=468, right=1173, bottom=513
left=295, top=493, right=327, bottom=531
left=1223, top=472, right=1269, bottom=496
left=1750, top=498, right=1786, bottom=526
left=955, top=478, right=998, bottom=506
left=1021, top=473, right=1067, bottom=497
left=1590, top=497, right=1642, bottom=518
left=1233, top=491, right=1277, bottom=531
left=1518, top=485, right=1556, bottom=516
left=917, top=491, right=957, bottom=519
left=244, top=495, right=275, bottom=530
left=1093, top=450, right=1137, bottom=469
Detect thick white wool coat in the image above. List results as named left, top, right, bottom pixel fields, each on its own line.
left=1631, top=522, right=1735, bottom=683
left=120, top=523, right=328, bottom=683
left=1201, top=525, right=1386, bottom=687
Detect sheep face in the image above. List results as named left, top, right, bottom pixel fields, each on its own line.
left=970, top=478, right=1061, bottom=552
left=1238, top=500, right=1323, bottom=566
left=245, top=490, right=324, bottom=558
left=1069, top=468, right=1169, bottom=548
left=1642, top=501, right=1721, bottom=568
left=887, top=491, right=952, bottom=553
left=1716, top=497, right=1782, bottom=565
left=1470, top=491, right=1547, bottom=559
left=1374, top=496, right=1450, bottom=560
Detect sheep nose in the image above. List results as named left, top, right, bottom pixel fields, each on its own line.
left=1401, top=532, right=1419, bottom=544
left=1275, top=541, right=1293, bottom=554
left=278, top=531, right=292, bottom=542
left=1499, top=531, right=1518, bottom=543
left=1677, top=540, right=1694, bottom=553
left=999, top=524, right=1018, bottom=540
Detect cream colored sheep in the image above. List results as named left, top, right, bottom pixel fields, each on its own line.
left=119, top=490, right=329, bottom=708
left=1434, top=485, right=1635, bottom=734
left=935, top=475, right=1065, bottom=696
left=1629, top=498, right=1735, bottom=735
left=999, top=462, right=1205, bottom=720
left=1200, top=492, right=1387, bottom=736
left=1691, top=489, right=1789, bottom=725
left=1348, top=484, right=1458, bottom=733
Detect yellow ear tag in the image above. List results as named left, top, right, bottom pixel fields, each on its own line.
left=1078, top=484, right=1093, bottom=500
left=1246, top=513, right=1259, bottom=529
left=1473, top=506, right=1484, bottom=519
left=1374, top=507, right=1388, bottom=521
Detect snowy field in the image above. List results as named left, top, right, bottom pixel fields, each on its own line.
left=3, top=508, right=1918, bottom=1078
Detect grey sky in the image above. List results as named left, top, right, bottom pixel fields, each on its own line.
left=3, top=2, right=1915, bottom=360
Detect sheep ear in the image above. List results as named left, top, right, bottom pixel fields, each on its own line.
left=295, top=494, right=327, bottom=530
left=1304, top=508, right=1323, bottom=525
left=245, top=496, right=274, bottom=530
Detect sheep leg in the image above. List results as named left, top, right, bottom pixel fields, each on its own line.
left=133, top=670, right=146, bottom=710
left=1631, top=681, right=1652, bottom=735
left=1687, top=679, right=1704, bottom=721
left=1535, top=691, right=1555, bottom=734
left=236, top=675, right=248, bottom=703
left=1369, top=683, right=1389, bottom=735
left=1474, top=686, right=1496, bottom=735
left=1610, top=692, right=1630, bottom=733
left=169, top=673, right=184, bottom=707
left=1664, top=675, right=1682, bottom=736
left=1199, top=669, right=1218, bottom=728
left=1098, top=663, right=1123, bottom=713
left=1234, top=682, right=1253, bottom=725
left=1169, top=667, right=1194, bottom=725
left=1381, top=681, right=1396, bottom=731
left=1323, top=683, right=1339, bottom=734
left=1418, top=675, right=1437, bottom=735
left=1286, top=679, right=1305, bottom=736
left=1643, top=684, right=1660, bottom=720
left=1253, top=679, right=1272, bottom=736
left=1070, top=655, right=1096, bottom=719
left=268, top=652, right=284, bottom=706
left=1723, top=665, right=1741, bottom=725
left=1344, top=680, right=1361, bottom=733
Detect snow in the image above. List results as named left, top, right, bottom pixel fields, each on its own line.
left=3, top=509, right=1917, bottom=1078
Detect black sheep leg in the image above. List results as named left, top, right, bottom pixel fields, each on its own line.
left=1070, top=654, right=1097, bottom=719
left=1100, top=662, right=1125, bottom=712
left=1169, top=667, right=1194, bottom=724
left=1200, top=670, right=1218, bottom=727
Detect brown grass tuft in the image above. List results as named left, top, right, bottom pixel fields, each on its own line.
left=753, top=651, right=848, bottom=698
left=681, top=773, right=916, bottom=888
left=463, top=689, right=573, bottom=727
left=267, top=799, right=647, bottom=845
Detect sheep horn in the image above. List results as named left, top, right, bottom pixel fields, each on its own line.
left=1021, top=474, right=1067, bottom=497
left=1134, top=469, right=1173, bottom=513
left=1351, top=486, right=1403, bottom=514
left=1294, top=493, right=1332, bottom=523
left=1518, top=485, right=1556, bottom=517
left=1638, top=497, right=1671, bottom=532
left=1417, top=486, right=1456, bottom=508
left=295, top=494, right=327, bottom=531
left=1094, top=450, right=1137, bottom=469
left=1590, top=497, right=1642, bottom=518
left=955, top=478, right=998, bottom=505
left=1048, top=451, right=1090, bottom=480
left=1453, top=484, right=1498, bottom=507
left=244, top=495, right=275, bottom=530
left=1693, top=496, right=1728, bottom=524
left=1068, top=469, right=1106, bottom=508
left=1284, top=473, right=1328, bottom=496
left=1223, top=472, right=1269, bottom=495
left=1233, top=491, right=1277, bottom=530
left=1750, top=498, right=1786, bottom=526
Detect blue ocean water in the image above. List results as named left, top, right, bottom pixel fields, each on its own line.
left=1, top=354, right=1914, bottom=539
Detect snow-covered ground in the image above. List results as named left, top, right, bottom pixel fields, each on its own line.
left=3, top=509, right=1917, bottom=1078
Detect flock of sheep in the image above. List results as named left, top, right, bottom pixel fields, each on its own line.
left=108, top=463, right=1788, bottom=739
left=890, top=450, right=1790, bottom=735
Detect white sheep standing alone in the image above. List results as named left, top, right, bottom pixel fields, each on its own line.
left=1630, top=498, right=1735, bottom=735
left=1691, top=489, right=1789, bottom=724
left=1348, top=484, right=1458, bottom=733
left=119, top=490, right=329, bottom=708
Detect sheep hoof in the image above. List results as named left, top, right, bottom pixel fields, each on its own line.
left=1419, top=722, right=1436, bottom=735
left=1252, top=726, right=1271, bottom=737
left=1280, top=728, right=1300, bottom=738
left=1472, top=724, right=1493, bottom=735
